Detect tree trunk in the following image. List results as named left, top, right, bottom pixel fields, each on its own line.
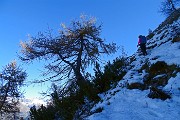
left=75, top=70, right=99, bottom=100
left=75, top=36, right=99, bottom=100
left=0, top=83, right=10, bottom=112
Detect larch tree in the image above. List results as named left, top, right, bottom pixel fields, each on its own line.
left=0, top=61, right=27, bottom=113
left=19, top=15, right=117, bottom=97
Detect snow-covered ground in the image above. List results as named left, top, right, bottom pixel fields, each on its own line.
left=88, top=87, right=180, bottom=120
left=87, top=18, right=180, bottom=120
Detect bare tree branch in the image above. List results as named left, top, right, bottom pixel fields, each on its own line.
left=19, top=15, right=117, bottom=94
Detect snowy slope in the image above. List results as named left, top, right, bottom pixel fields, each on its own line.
left=87, top=17, right=180, bottom=119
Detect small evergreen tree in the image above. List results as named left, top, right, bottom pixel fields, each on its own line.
left=30, top=105, right=55, bottom=120
left=0, top=61, right=27, bottom=113
left=93, top=56, right=129, bottom=93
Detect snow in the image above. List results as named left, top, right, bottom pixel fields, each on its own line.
left=88, top=89, right=180, bottom=120
left=150, top=41, right=180, bottom=65
left=87, top=18, right=180, bottom=120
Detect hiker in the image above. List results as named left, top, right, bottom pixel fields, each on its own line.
left=137, top=35, right=147, bottom=55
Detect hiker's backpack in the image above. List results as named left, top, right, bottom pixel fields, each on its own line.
left=141, top=36, right=147, bottom=44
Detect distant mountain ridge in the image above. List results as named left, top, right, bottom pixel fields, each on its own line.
left=0, top=97, right=46, bottom=120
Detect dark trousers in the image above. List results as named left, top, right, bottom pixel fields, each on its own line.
left=140, top=43, right=147, bottom=55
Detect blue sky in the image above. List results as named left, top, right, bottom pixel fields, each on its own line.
left=0, top=0, right=165, bottom=99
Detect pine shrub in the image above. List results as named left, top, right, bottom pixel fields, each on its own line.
left=93, top=57, right=128, bottom=93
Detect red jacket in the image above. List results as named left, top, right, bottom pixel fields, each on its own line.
left=138, top=38, right=142, bottom=45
